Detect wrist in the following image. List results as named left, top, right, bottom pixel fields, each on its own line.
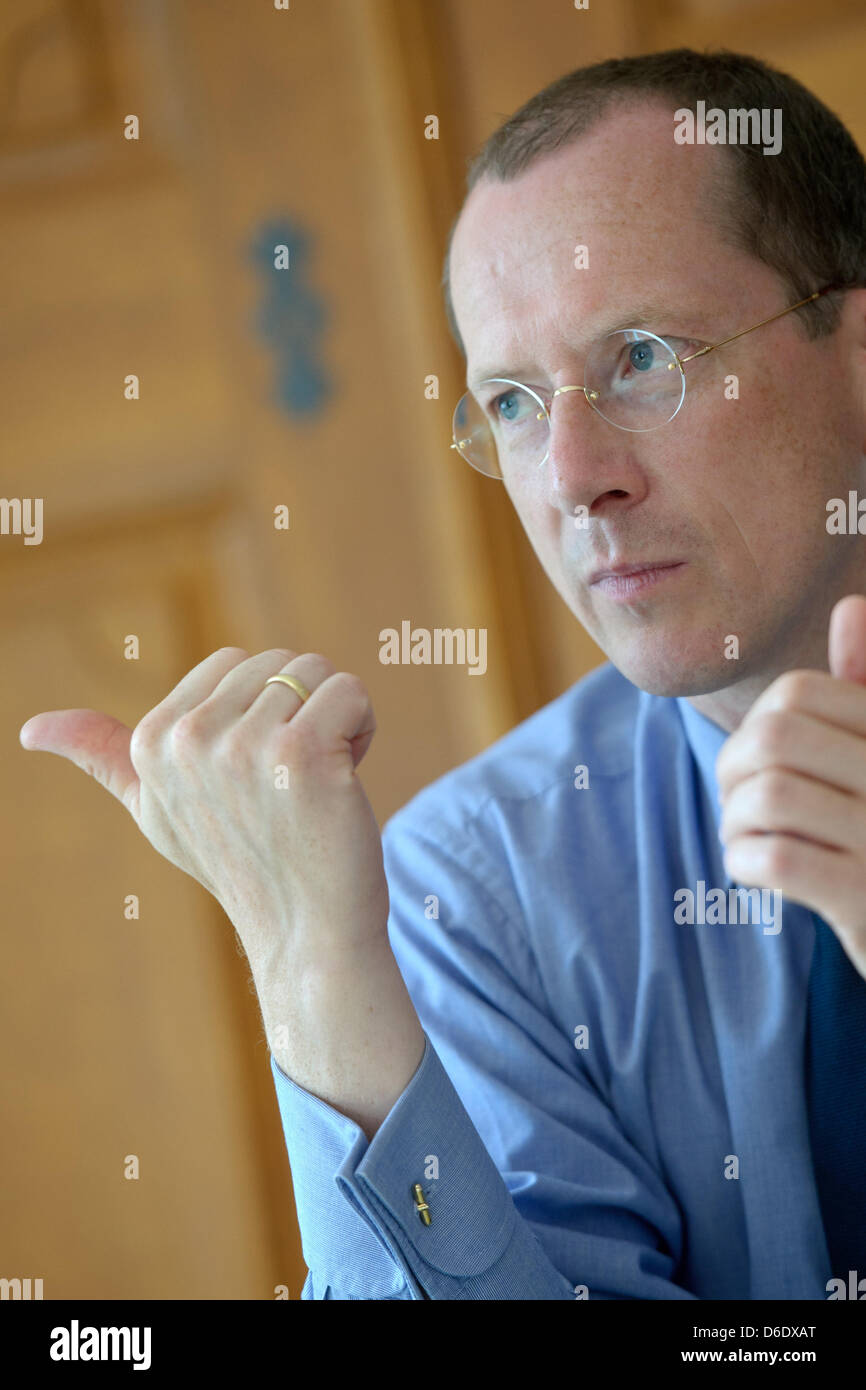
left=253, top=934, right=426, bottom=1139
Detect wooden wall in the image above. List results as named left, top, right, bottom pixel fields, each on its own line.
left=3, top=0, right=866, bottom=1299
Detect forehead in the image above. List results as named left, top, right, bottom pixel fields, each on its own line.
left=449, top=102, right=746, bottom=375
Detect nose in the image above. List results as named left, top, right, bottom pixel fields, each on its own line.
left=551, top=384, right=600, bottom=407
left=544, top=383, right=649, bottom=520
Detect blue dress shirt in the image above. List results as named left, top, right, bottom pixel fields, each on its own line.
left=269, top=662, right=831, bottom=1299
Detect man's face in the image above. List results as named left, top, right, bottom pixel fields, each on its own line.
left=449, top=102, right=866, bottom=699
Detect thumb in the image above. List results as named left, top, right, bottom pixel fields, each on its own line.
left=19, top=709, right=140, bottom=818
left=828, top=594, right=866, bottom=685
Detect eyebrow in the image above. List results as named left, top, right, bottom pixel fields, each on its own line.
left=466, top=300, right=691, bottom=390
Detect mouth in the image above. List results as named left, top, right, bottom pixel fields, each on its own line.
left=588, top=560, right=686, bottom=601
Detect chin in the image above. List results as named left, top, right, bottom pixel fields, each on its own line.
left=606, top=641, right=745, bottom=699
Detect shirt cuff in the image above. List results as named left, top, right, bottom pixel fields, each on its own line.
left=271, top=1030, right=545, bottom=1298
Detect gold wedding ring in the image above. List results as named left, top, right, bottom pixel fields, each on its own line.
left=264, top=673, right=311, bottom=702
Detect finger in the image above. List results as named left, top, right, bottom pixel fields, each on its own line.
left=280, top=670, right=376, bottom=773
left=19, top=709, right=140, bottom=816
left=828, top=593, right=866, bottom=686
left=744, top=667, right=866, bottom=738
left=720, top=767, right=858, bottom=855
left=717, top=707, right=866, bottom=800
left=240, top=652, right=336, bottom=734
left=141, top=646, right=251, bottom=734
left=723, top=831, right=858, bottom=925
left=174, top=647, right=299, bottom=731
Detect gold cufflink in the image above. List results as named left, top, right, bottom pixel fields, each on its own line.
left=412, top=1183, right=431, bottom=1226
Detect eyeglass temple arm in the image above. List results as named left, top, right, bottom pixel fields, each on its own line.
left=677, top=284, right=844, bottom=365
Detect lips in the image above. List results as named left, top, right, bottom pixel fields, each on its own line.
left=588, top=560, right=684, bottom=585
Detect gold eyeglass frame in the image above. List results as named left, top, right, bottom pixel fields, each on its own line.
left=451, top=282, right=850, bottom=476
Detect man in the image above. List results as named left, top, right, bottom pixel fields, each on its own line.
left=20, top=50, right=866, bottom=1300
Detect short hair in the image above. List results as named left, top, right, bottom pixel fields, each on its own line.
left=442, top=48, right=866, bottom=356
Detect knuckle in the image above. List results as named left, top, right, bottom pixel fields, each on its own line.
left=758, top=769, right=792, bottom=819
left=217, top=646, right=249, bottom=661
left=754, top=709, right=793, bottom=760
left=301, top=652, right=337, bottom=681
left=170, top=710, right=209, bottom=754
left=772, top=669, right=814, bottom=711
left=217, top=726, right=254, bottom=772
left=130, top=716, right=160, bottom=766
left=332, top=669, right=366, bottom=700
left=762, top=838, right=797, bottom=883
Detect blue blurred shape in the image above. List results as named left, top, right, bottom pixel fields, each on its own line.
left=250, top=218, right=333, bottom=417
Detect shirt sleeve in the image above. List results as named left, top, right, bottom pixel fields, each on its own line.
left=270, top=1028, right=573, bottom=1299
left=268, top=809, right=698, bottom=1300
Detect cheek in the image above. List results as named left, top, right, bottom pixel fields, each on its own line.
left=674, top=358, right=856, bottom=590
left=504, top=474, right=544, bottom=535
left=504, top=478, right=568, bottom=574
left=675, top=358, right=822, bottom=518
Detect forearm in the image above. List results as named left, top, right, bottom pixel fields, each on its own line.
left=249, top=933, right=426, bottom=1142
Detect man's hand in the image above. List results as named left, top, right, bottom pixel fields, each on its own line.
left=717, top=594, right=866, bottom=979
left=19, top=646, right=388, bottom=956
left=19, top=646, right=426, bottom=1138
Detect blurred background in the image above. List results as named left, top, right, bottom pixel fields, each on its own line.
left=2, top=0, right=866, bottom=1300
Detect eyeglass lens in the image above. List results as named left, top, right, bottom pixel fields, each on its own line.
left=452, top=330, right=686, bottom=478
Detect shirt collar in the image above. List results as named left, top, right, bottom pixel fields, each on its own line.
left=676, top=696, right=730, bottom=825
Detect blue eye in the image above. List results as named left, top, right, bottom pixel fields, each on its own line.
left=628, top=342, right=655, bottom=372
left=494, top=390, right=523, bottom=421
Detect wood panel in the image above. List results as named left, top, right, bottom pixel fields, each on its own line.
left=1, top=504, right=304, bottom=1297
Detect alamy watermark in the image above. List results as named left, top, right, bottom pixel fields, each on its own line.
left=826, top=491, right=866, bottom=533
left=674, top=102, right=782, bottom=156
left=827, top=1270, right=866, bottom=1299
left=49, top=1320, right=151, bottom=1370
left=379, top=621, right=487, bottom=675
left=674, top=880, right=782, bottom=935
left=0, top=497, right=42, bottom=545
left=0, top=1276, right=43, bottom=1299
